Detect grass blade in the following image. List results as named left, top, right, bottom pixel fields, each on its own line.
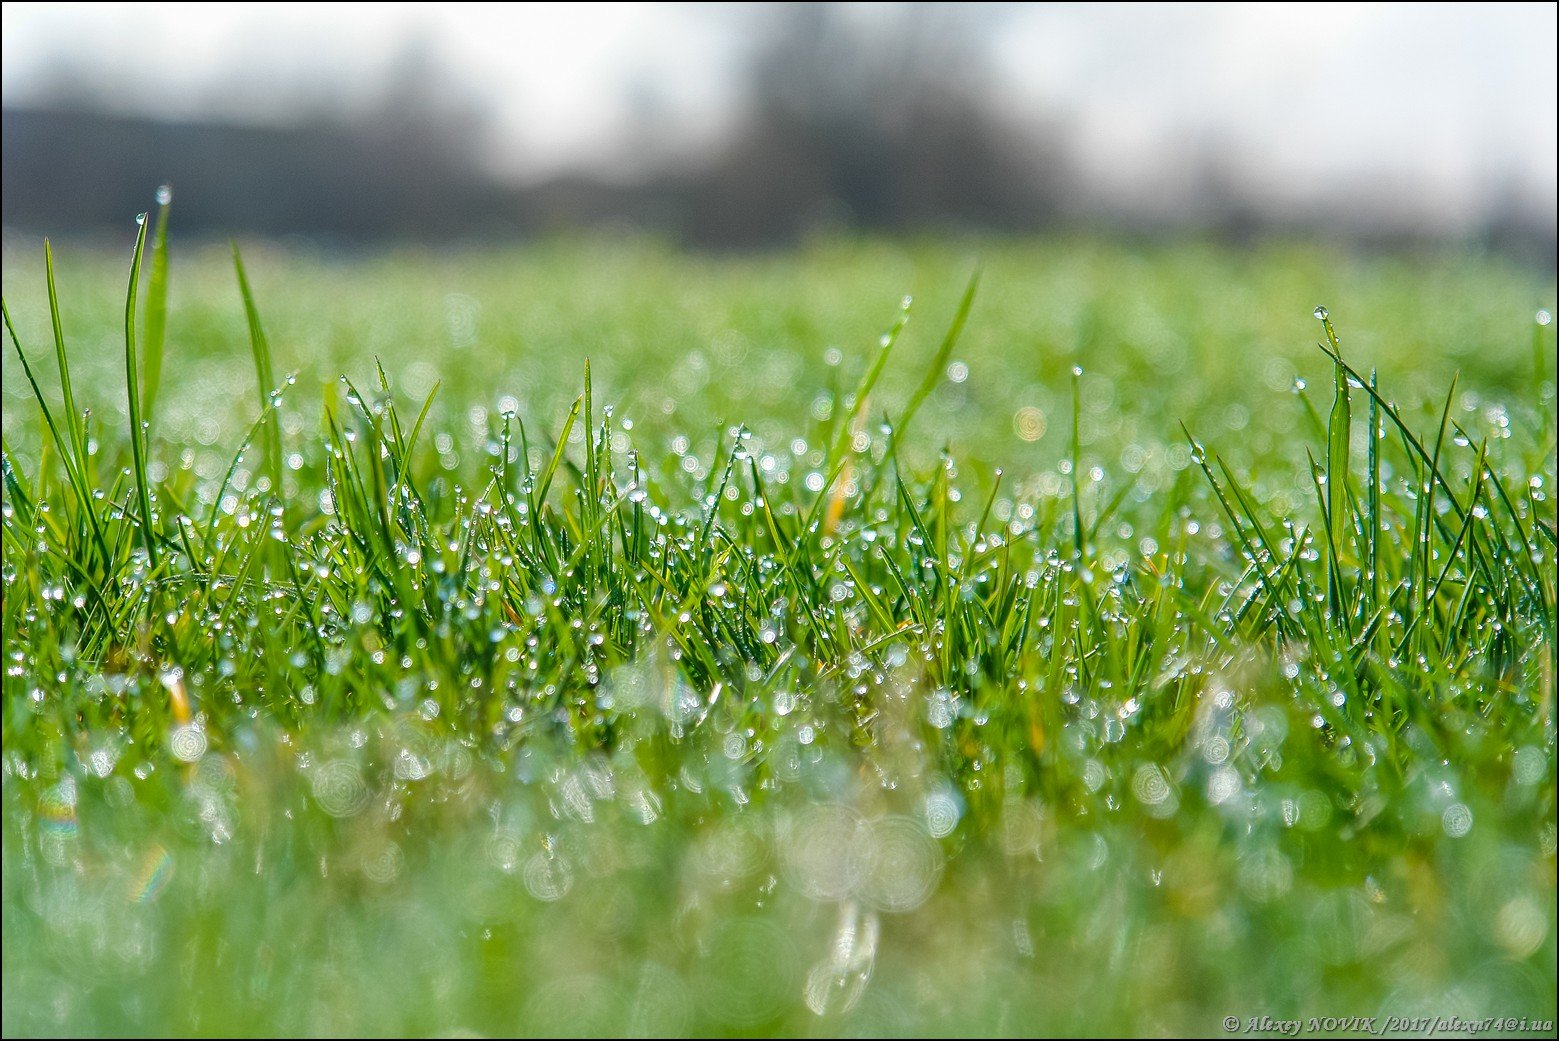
left=124, top=213, right=158, bottom=566
left=141, top=186, right=173, bottom=421
left=1318, top=307, right=1351, bottom=590
left=231, top=242, right=284, bottom=500
left=43, top=241, right=87, bottom=468
left=3, top=298, right=110, bottom=563
left=899, top=267, right=980, bottom=440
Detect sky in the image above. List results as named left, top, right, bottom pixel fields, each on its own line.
left=2, top=1, right=1555, bottom=228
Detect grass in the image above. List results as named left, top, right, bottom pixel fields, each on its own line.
left=1, top=207, right=1556, bottom=1037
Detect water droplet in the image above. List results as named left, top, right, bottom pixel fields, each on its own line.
left=1313, top=305, right=1329, bottom=321
left=170, top=724, right=207, bottom=762
left=922, top=788, right=961, bottom=838
left=356, top=839, right=401, bottom=883
left=156, top=184, right=173, bottom=205
left=523, top=849, right=573, bottom=901
left=310, top=760, right=370, bottom=817
left=1132, top=763, right=1171, bottom=806
left=1442, top=802, right=1473, bottom=838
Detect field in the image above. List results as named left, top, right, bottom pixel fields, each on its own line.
left=2, top=218, right=1556, bottom=1037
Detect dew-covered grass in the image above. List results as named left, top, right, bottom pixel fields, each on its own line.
left=1, top=210, right=1556, bottom=1037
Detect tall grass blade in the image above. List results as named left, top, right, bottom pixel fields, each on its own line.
left=1071, top=366, right=1085, bottom=560
left=231, top=242, right=284, bottom=501
left=2, top=298, right=110, bottom=563
left=899, top=268, right=980, bottom=440
left=141, top=187, right=173, bottom=421
left=43, top=241, right=87, bottom=468
left=829, top=296, right=912, bottom=464
left=1318, top=307, right=1350, bottom=596
left=124, top=213, right=158, bottom=565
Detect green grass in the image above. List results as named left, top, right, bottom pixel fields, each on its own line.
left=1, top=215, right=1556, bottom=1037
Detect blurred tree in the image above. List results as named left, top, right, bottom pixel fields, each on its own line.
left=1, top=35, right=518, bottom=241
left=687, top=3, right=1067, bottom=244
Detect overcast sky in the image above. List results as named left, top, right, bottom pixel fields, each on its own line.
left=3, top=2, right=1554, bottom=227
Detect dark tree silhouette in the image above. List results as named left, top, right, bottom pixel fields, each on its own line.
left=686, top=3, right=1067, bottom=244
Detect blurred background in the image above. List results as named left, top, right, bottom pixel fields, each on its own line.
left=3, top=1, right=1555, bottom=261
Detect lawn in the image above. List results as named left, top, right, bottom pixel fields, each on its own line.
left=1, top=216, right=1555, bottom=1036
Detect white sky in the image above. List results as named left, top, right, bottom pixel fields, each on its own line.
left=2, top=2, right=1554, bottom=226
